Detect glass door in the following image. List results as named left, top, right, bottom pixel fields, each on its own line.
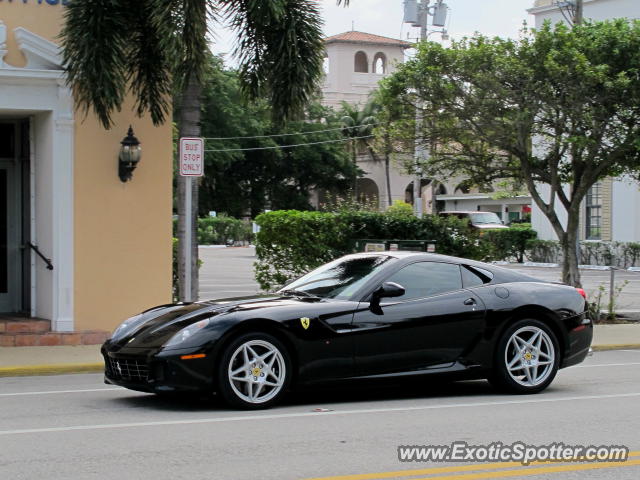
left=0, top=122, right=22, bottom=313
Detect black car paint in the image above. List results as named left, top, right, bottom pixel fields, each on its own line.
left=102, top=252, right=592, bottom=394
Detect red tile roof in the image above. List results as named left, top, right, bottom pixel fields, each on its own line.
left=324, top=31, right=412, bottom=48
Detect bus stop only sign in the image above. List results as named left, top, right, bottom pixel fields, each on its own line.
left=179, top=137, right=204, bottom=176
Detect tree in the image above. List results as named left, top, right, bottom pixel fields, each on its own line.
left=381, top=20, right=640, bottom=286
left=60, top=0, right=347, bottom=300
left=198, top=61, right=356, bottom=215
left=339, top=101, right=380, bottom=201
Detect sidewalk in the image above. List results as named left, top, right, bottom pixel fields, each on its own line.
left=0, top=324, right=638, bottom=377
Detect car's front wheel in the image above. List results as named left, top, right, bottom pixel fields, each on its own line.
left=490, top=319, right=560, bottom=394
left=217, top=333, right=291, bottom=409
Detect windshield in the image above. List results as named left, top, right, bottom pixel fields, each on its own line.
left=280, top=255, right=395, bottom=300
left=469, top=213, right=502, bottom=225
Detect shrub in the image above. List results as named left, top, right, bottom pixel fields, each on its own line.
left=386, top=200, right=414, bottom=218
left=254, top=210, right=483, bottom=290
left=484, top=227, right=538, bottom=263
left=254, top=210, right=351, bottom=290
left=197, top=215, right=253, bottom=245
left=173, top=215, right=253, bottom=245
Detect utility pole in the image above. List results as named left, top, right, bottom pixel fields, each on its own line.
left=403, top=0, right=448, bottom=216
left=574, top=0, right=583, bottom=25
left=556, top=0, right=583, bottom=26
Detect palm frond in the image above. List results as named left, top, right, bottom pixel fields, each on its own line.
left=60, top=0, right=132, bottom=128
left=223, top=0, right=325, bottom=124
left=129, top=1, right=174, bottom=125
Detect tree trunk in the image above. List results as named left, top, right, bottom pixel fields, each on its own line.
left=384, top=153, right=392, bottom=208
left=177, top=75, right=202, bottom=302
left=560, top=207, right=582, bottom=287
left=352, top=146, right=358, bottom=199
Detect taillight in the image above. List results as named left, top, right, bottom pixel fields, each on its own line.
left=576, top=288, right=587, bottom=299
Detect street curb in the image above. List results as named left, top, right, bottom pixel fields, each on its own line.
left=0, top=345, right=638, bottom=377
left=591, top=344, right=640, bottom=352
left=0, top=362, right=103, bottom=377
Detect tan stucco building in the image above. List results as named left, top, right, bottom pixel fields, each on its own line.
left=0, top=2, right=173, bottom=342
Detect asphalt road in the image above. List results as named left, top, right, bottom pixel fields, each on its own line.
left=198, top=246, right=640, bottom=312
left=0, top=350, right=639, bottom=480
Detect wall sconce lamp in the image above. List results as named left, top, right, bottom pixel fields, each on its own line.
left=118, top=126, right=142, bottom=182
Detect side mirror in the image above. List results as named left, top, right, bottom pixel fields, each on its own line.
left=370, top=282, right=405, bottom=314
left=372, top=282, right=405, bottom=301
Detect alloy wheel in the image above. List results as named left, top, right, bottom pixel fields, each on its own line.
left=227, top=339, right=286, bottom=404
left=504, top=326, right=556, bottom=387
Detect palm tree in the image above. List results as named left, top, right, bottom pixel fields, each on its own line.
left=60, top=0, right=349, bottom=301
left=340, top=100, right=394, bottom=207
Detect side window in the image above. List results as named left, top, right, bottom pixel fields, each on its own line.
left=385, top=262, right=463, bottom=300
left=461, top=265, right=493, bottom=288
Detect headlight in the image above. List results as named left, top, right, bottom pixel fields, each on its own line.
left=165, top=319, right=210, bottom=347
left=111, top=314, right=146, bottom=341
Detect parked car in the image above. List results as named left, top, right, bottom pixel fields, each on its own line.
left=439, top=211, right=509, bottom=230
left=102, top=252, right=592, bottom=409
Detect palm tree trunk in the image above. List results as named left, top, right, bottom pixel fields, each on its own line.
left=177, top=75, right=202, bottom=301
left=384, top=153, right=392, bottom=208
left=352, top=144, right=358, bottom=199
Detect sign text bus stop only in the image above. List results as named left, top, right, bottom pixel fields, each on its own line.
left=179, top=137, right=204, bottom=176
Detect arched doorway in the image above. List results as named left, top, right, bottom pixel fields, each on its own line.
left=357, top=178, right=379, bottom=209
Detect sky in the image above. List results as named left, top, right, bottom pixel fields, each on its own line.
left=211, top=0, right=536, bottom=63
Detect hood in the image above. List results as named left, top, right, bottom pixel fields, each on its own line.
left=110, top=294, right=321, bottom=349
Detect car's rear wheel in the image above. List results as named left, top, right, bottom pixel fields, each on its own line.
left=490, top=319, right=560, bottom=394
left=217, top=332, right=291, bottom=409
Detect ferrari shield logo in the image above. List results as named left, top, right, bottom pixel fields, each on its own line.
left=300, top=317, right=311, bottom=330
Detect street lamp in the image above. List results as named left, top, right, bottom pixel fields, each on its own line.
left=118, top=125, right=142, bottom=182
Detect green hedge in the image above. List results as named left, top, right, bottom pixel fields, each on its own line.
left=197, top=216, right=253, bottom=245
left=254, top=210, right=484, bottom=290
left=173, top=216, right=253, bottom=245
left=484, top=227, right=538, bottom=263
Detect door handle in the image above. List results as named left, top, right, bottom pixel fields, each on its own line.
left=463, top=298, right=476, bottom=306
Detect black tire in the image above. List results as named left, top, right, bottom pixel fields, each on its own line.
left=489, top=318, right=560, bottom=394
left=217, top=332, right=292, bottom=409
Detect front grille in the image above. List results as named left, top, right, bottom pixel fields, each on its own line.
left=106, top=356, right=149, bottom=381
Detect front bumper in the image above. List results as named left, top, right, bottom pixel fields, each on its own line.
left=102, top=342, right=215, bottom=394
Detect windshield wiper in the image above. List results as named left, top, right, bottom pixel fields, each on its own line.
left=279, top=289, right=321, bottom=299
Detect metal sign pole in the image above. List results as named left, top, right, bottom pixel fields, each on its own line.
left=179, top=136, right=203, bottom=303
left=184, top=176, right=192, bottom=302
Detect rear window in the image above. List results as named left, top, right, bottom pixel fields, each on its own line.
left=461, top=265, right=493, bottom=287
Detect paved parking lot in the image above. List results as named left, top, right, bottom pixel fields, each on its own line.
left=198, top=246, right=640, bottom=312
left=198, top=246, right=261, bottom=299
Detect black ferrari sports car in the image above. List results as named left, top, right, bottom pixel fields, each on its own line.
left=102, top=252, right=592, bottom=409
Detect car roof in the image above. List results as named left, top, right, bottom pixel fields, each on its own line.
left=342, top=251, right=546, bottom=284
